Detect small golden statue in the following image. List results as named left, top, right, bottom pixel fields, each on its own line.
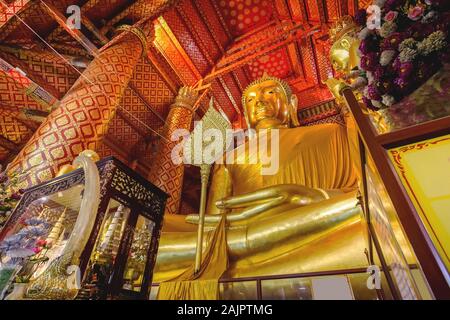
left=326, top=16, right=391, bottom=133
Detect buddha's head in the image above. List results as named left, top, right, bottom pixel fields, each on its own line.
left=329, top=16, right=361, bottom=74
left=242, top=74, right=299, bottom=129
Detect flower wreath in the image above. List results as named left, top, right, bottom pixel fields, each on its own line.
left=354, top=0, right=450, bottom=110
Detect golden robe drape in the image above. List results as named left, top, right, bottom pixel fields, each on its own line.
left=157, top=217, right=228, bottom=300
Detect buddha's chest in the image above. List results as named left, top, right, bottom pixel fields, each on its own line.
left=225, top=124, right=352, bottom=194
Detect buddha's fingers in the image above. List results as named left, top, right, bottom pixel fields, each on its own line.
left=216, top=187, right=283, bottom=209
left=227, top=196, right=286, bottom=222
left=186, top=196, right=286, bottom=225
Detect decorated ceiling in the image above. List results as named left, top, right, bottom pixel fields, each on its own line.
left=0, top=0, right=369, bottom=210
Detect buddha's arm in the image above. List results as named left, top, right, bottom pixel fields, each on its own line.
left=156, top=191, right=362, bottom=273
left=186, top=184, right=331, bottom=224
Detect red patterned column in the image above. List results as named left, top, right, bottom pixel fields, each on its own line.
left=148, top=87, right=197, bottom=214
left=7, top=20, right=154, bottom=188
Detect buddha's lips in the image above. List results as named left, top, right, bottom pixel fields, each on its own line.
left=255, top=104, right=275, bottom=120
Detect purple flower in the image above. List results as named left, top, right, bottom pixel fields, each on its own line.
left=379, top=79, right=396, bottom=94
left=407, top=20, right=435, bottom=40
left=384, top=0, right=402, bottom=11
left=381, top=33, right=405, bottom=50
left=416, top=60, right=439, bottom=81
left=10, top=192, right=21, bottom=200
left=355, top=9, right=367, bottom=26
left=367, top=84, right=382, bottom=100
left=392, top=57, right=402, bottom=71
left=360, top=53, right=379, bottom=72
left=394, top=77, right=410, bottom=91
left=19, top=226, right=46, bottom=238
left=374, top=66, right=385, bottom=81
left=398, top=62, right=414, bottom=78
left=359, top=37, right=378, bottom=54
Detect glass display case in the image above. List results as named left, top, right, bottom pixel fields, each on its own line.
left=342, top=77, right=450, bottom=298
left=0, top=157, right=167, bottom=300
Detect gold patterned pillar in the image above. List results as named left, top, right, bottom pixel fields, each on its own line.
left=148, top=87, right=197, bottom=214
left=7, top=20, right=155, bottom=188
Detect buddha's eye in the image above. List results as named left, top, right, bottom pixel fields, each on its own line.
left=247, top=98, right=254, bottom=103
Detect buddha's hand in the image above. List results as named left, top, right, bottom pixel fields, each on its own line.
left=174, top=86, right=199, bottom=109
left=185, top=184, right=330, bottom=224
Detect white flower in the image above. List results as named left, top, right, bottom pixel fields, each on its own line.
left=399, top=48, right=418, bottom=62
left=374, top=0, right=386, bottom=7
left=350, top=77, right=368, bottom=89
left=382, top=94, right=396, bottom=107
left=380, top=50, right=396, bottom=66
left=417, top=31, right=447, bottom=55
left=399, top=38, right=418, bottom=52
left=358, top=28, right=372, bottom=40
left=371, top=100, right=384, bottom=109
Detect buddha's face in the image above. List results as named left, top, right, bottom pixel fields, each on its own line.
left=330, top=40, right=350, bottom=73
left=243, top=79, right=290, bottom=129
left=330, top=35, right=360, bottom=74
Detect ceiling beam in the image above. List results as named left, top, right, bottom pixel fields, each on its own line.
left=209, top=0, right=233, bottom=40
left=0, top=51, right=63, bottom=99
left=100, top=0, right=180, bottom=36
left=0, top=56, right=59, bottom=111
left=46, top=0, right=103, bottom=43
left=40, top=0, right=99, bottom=55
left=219, top=21, right=311, bottom=67
left=0, top=134, right=20, bottom=152
left=0, top=0, right=33, bottom=33
left=99, top=0, right=145, bottom=35
left=192, top=0, right=225, bottom=54
left=175, top=4, right=214, bottom=66
left=146, top=46, right=180, bottom=94
left=0, top=44, right=91, bottom=69
left=203, top=24, right=320, bottom=83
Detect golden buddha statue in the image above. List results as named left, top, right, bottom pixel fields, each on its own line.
left=329, top=16, right=361, bottom=77
left=326, top=16, right=391, bottom=133
left=153, top=75, right=369, bottom=282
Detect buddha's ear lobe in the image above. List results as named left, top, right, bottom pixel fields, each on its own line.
left=289, top=94, right=300, bottom=127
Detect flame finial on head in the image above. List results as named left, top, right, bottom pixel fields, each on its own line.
left=329, top=15, right=360, bottom=43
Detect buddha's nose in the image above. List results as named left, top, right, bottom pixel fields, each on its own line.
left=256, top=100, right=267, bottom=109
